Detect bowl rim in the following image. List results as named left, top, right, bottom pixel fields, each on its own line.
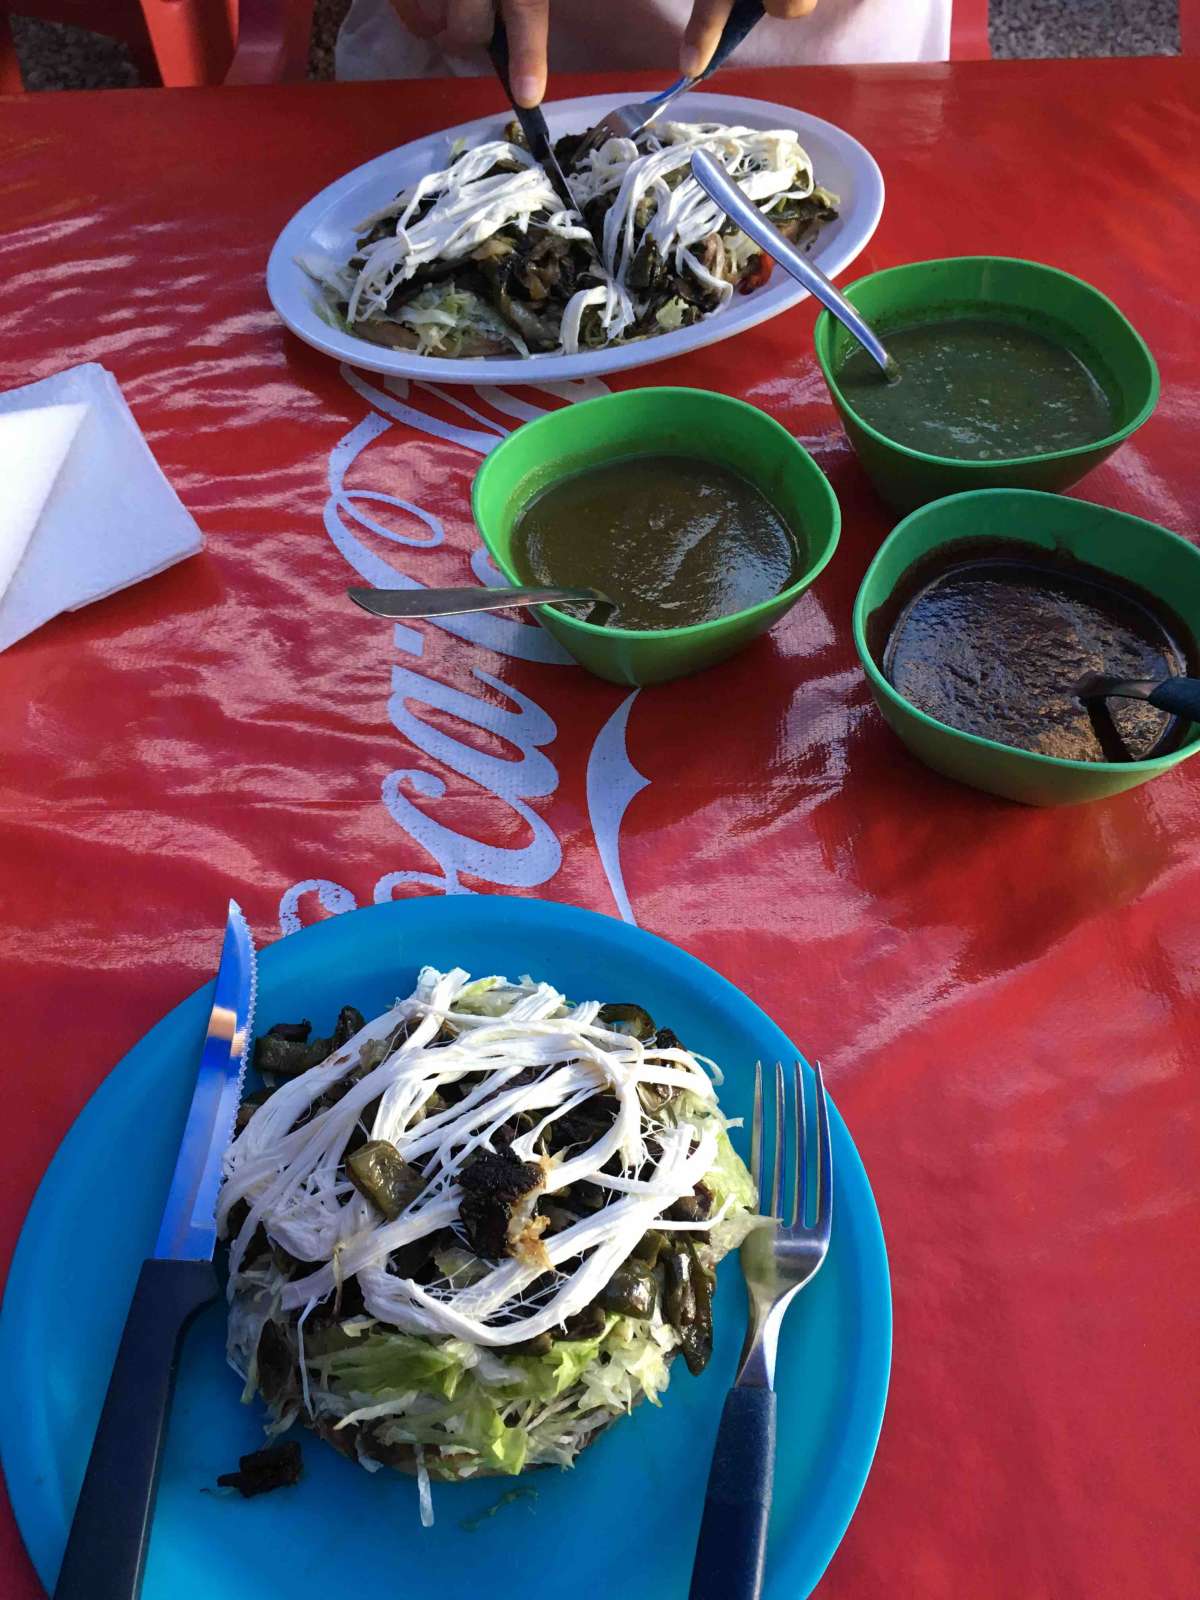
left=471, top=385, right=841, bottom=642
left=814, top=255, right=1161, bottom=472
left=851, top=487, right=1200, bottom=776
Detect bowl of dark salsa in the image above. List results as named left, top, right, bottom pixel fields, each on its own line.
left=852, top=489, right=1200, bottom=806
left=814, top=257, right=1159, bottom=513
left=471, top=387, right=840, bottom=686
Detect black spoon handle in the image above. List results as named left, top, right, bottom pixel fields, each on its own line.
left=1147, top=678, right=1200, bottom=723
left=688, top=1384, right=777, bottom=1600
left=53, top=1259, right=219, bottom=1600
left=697, top=0, right=767, bottom=79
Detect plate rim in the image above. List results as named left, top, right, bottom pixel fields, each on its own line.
left=0, top=896, right=891, bottom=1597
left=266, top=89, right=886, bottom=385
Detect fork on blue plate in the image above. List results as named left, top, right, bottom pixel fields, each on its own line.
left=689, top=1059, right=833, bottom=1600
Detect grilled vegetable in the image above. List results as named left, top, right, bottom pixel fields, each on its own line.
left=597, top=1002, right=656, bottom=1040
left=347, top=1139, right=420, bottom=1221
left=598, top=1260, right=658, bottom=1318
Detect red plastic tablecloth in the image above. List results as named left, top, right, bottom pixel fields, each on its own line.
left=1, top=57, right=1197, bottom=1600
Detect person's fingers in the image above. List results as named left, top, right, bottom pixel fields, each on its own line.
left=681, top=0, right=735, bottom=79
left=443, top=0, right=495, bottom=48
left=388, top=0, right=446, bottom=40
left=502, top=0, right=550, bottom=107
left=763, top=0, right=819, bottom=16
left=682, top=0, right=819, bottom=75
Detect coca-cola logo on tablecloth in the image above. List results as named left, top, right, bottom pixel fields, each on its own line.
left=280, top=369, right=648, bottom=936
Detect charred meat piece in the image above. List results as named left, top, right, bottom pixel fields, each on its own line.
left=217, top=1440, right=303, bottom=1498
left=544, top=1094, right=617, bottom=1157
left=457, top=1148, right=545, bottom=1260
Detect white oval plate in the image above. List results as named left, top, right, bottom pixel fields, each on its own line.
left=267, top=90, right=884, bottom=386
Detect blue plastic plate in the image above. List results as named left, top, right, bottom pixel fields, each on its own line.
left=0, top=898, right=890, bottom=1599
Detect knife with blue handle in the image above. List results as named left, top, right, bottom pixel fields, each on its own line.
left=53, top=901, right=257, bottom=1600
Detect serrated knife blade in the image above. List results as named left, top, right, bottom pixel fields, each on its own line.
left=55, top=901, right=258, bottom=1600
left=154, top=899, right=257, bottom=1261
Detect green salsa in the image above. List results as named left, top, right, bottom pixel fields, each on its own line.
left=837, top=316, right=1116, bottom=460
left=510, top=454, right=800, bottom=632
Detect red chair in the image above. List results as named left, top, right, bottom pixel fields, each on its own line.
left=0, top=0, right=313, bottom=92
left=950, top=0, right=991, bottom=61
left=1182, top=0, right=1198, bottom=55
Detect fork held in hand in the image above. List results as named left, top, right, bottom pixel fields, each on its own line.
left=575, top=0, right=765, bottom=158
left=688, top=1060, right=833, bottom=1600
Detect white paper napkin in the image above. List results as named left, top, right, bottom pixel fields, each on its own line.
left=0, top=363, right=204, bottom=652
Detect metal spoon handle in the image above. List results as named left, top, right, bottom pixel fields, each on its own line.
left=348, top=585, right=599, bottom=619
left=690, top=148, right=896, bottom=377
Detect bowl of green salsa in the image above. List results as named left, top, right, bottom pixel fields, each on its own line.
left=814, top=257, right=1159, bottom=513
left=472, top=387, right=841, bottom=686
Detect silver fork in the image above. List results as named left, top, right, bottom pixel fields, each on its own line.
left=688, top=1059, right=833, bottom=1600
left=573, top=0, right=765, bottom=161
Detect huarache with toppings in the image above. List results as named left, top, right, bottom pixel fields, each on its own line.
left=219, top=966, right=758, bottom=1517
left=309, top=121, right=838, bottom=358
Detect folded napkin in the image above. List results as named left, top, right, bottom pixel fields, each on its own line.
left=0, top=363, right=204, bottom=652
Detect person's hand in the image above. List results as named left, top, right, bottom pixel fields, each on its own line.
left=388, top=1, right=549, bottom=107
left=681, top=0, right=820, bottom=79
left=388, top=0, right=821, bottom=109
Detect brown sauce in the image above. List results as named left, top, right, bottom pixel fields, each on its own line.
left=509, top=454, right=801, bottom=632
left=868, top=540, right=1197, bottom=762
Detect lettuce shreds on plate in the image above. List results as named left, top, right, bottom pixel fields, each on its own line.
left=219, top=967, right=758, bottom=1517
left=309, top=120, right=839, bottom=359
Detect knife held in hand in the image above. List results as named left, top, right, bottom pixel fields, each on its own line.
left=487, top=12, right=583, bottom=222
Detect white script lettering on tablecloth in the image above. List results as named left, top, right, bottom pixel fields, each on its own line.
left=279, top=371, right=649, bottom=937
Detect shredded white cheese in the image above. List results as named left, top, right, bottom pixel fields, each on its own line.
left=337, top=121, right=823, bottom=355
left=220, top=967, right=725, bottom=1348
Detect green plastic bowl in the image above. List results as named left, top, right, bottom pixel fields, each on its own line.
left=815, top=257, right=1159, bottom=513
left=471, top=387, right=841, bottom=686
left=852, top=489, right=1200, bottom=806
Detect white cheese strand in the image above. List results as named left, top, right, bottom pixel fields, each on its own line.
left=339, top=122, right=822, bottom=351
left=224, top=966, right=723, bottom=1345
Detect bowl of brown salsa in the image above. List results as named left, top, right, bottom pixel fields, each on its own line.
left=852, top=489, right=1200, bottom=806
left=472, top=387, right=841, bottom=685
